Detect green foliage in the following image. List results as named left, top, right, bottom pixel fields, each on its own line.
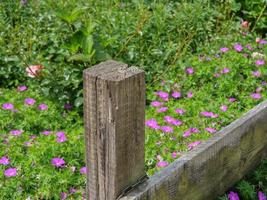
left=0, top=87, right=86, bottom=199
left=233, top=0, right=267, bottom=34
left=0, top=0, right=236, bottom=110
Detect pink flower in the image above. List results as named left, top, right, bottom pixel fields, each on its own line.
left=220, top=105, right=228, bottom=112
left=163, top=116, right=182, bottom=126
left=17, top=85, right=28, bottom=92
left=38, top=104, right=48, bottom=110
left=172, top=91, right=181, bottom=99
left=228, top=97, right=236, bottom=102
left=221, top=68, right=230, bottom=74
left=60, top=192, right=67, bottom=200
left=200, top=111, right=218, bottom=118
left=10, top=130, right=23, bottom=136
left=175, top=108, right=185, bottom=115
left=51, top=158, right=65, bottom=167
left=188, top=141, right=201, bottom=150
left=187, top=91, right=193, bottom=98
left=258, top=191, right=266, bottom=200
left=150, top=101, right=163, bottom=107
left=186, top=67, right=194, bottom=74
left=156, top=91, right=169, bottom=101
left=56, top=132, right=67, bottom=143
left=255, top=60, right=265, bottom=66
left=156, top=107, right=168, bottom=113
left=24, top=98, right=36, bottom=106
left=246, top=44, right=253, bottom=51
left=228, top=191, right=240, bottom=200
left=183, top=130, right=192, bottom=138
left=241, top=20, right=249, bottom=29
left=80, top=166, right=87, bottom=175
left=251, top=93, right=261, bottom=99
left=220, top=47, right=229, bottom=53
left=161, top=126, right=173, bottom=133
left=41, top=130, right=52, bottom=135
left=145, top=119, right=160, bottom=130
left=234, top=44, right=243, bottom=52
left=0, top=156, right=10, bottom=165
left=2, top=103, right=14, bottom=110
left=156, top=161, right=169, bottom=168
left=252, top=71, right=261, bottom=77
left=205, top=127, right=216, bottom=134
left=26, top=65, right=44, bottom=78
left=4, top=168, right=17, bottom=177
left=171, top=152, right=178, bottom=159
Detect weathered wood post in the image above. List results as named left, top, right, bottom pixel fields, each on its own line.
left=83, top=60, right=146, bottom=200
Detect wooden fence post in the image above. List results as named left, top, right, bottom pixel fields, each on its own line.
left=83, top=60, right=146, bottom=200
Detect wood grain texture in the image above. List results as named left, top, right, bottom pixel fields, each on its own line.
left=120, top=100, right=267, bottom=200
left=83, top=60, right=146, bottom=200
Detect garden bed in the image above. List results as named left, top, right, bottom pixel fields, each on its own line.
left=120, top=99, right=267, bottom=199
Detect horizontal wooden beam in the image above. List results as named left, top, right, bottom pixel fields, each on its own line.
left=120, top=100, right=267, bottom=200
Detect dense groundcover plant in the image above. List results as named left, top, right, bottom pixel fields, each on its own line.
left=0, top=87, right=86, bottom=199
left=1, top=33, right=266, bottom=199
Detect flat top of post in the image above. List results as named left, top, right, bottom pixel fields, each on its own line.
left=84, top=60, right=144, bottom=81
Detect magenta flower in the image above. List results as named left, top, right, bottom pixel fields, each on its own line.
left=2, top=103, right=14, bottom=110
left=200, top=111, right=218, bottom=118
left=150, top=101, right=163, bottom=107
left=228, top=191, right=240, bottom=200
left=161, top=126, right=173, bottom=133
left=175, top=108, right=185, bottom=115
left=80, top=166, right=87, bottom=175
left=234, top=43, right=243, bottom=52
left=252, top=71, right=261, bottom=77
left=38, top=104, right=48, bottom=110
left=171, top=152, right=178, bottom=159
left=41, top=130, right=52, bottom=135
left=255, top=59, right=265, bottom=66
left=163, top=116, right=182, bottom=126
left=258, top=191, right=266, bottom=200
left=10, top=130, right=23, bottom=136
left=220, top=105, right=228, bottom=112
left=69, top=187, right=77, bottom=194
left=156, top=91, right=169, bottom=101
left=172, top=91, right=181, bottom=99
left=251, top=93, right=261, bottom=99
left=60, top=192, right=67, bottom=200
left=24, top=98, right=36, bottom=106
left=4, top=168, right=17, bottom=177
left=145, top=119, right=160, bottom=130
left=51, top=158, right=65, bottom=167
left=156, top=107, right=168, bottom=113
left=220, top=47, right=229, bottom=53
left=24, top=141, right=32, bottom=147
left=56, top=132, right=67, bottom=143
left=186, top=67, right=194, bottom=74
left=205, top=127, right=216, bottom=134
left=156, top=161, right=169, bottom=168
left=187, top=91, right=193, bottom=98
left=0, top=156, right=10, bottom=165
left=188, top=141, right=201, bottom=150
left=190, top=127, right=200, bottom=133
left=259, top=39, right=267, bottom=44
left=183, top=130, right=192, bottom=138
left=18, top=85, right=28, bottom=92
left=246, top=44, right=253, bottom=51
left=228, top=97, right=236, bottom=102
left=221, top=68, right=230, bottom=74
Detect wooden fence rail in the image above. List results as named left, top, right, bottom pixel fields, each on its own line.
left=84, top=60, right=267, bottom=200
